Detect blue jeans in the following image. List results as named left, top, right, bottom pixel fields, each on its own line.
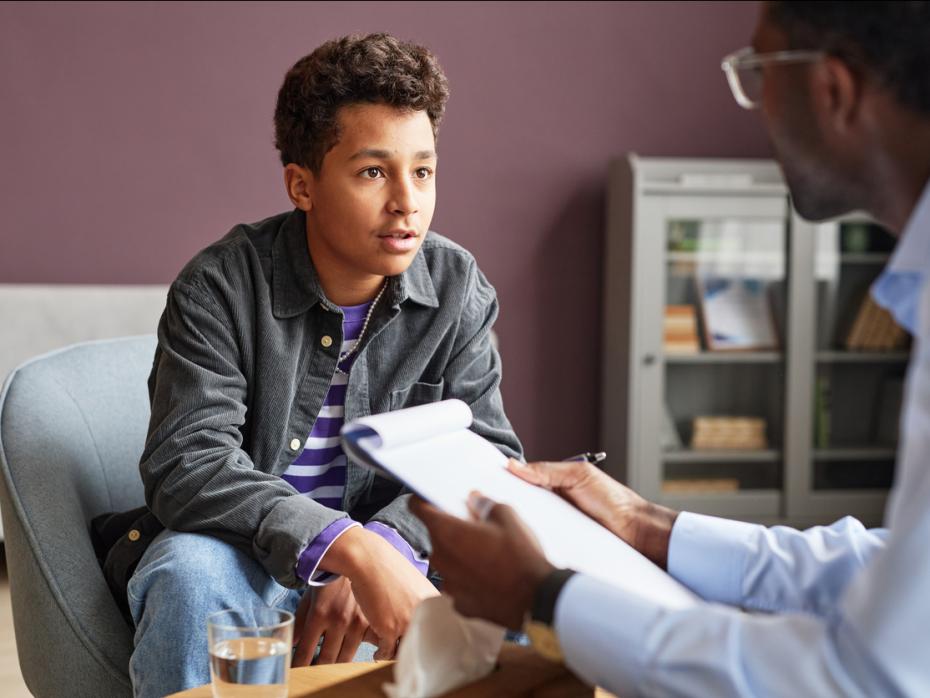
left=127, top=530, right=376, bottom=698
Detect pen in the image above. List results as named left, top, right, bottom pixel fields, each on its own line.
left=565, top=451, right=607, bottom=465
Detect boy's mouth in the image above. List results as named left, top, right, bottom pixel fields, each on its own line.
left=377, top=229, right=419, bottom=253
left=378, top=229, right=418, bottom=240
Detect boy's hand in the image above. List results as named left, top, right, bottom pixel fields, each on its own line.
left=293, top=576, right=369, bottom=665
left=320, top=526, right=439, bottom=660
left=507, top=459, right=679, bottom=569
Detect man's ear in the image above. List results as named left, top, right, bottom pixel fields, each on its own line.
left=811, top=55, right=862, bottom=135
left=284, top=163, right=314, bottom=212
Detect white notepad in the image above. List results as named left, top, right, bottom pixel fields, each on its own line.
left=342, top=399, right=696, bottom=609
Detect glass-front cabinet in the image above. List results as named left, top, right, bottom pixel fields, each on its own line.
left=601, top=155, right=906, bottom=527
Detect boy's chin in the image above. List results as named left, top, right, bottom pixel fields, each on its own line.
left=371, top=249, right=420, bottom=277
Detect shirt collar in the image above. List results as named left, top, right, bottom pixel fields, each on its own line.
left=883, top=177, right=930, bottom=275
left=271, top=209, right=439, bottom=318
left=870, top=178, right=930, bottom=334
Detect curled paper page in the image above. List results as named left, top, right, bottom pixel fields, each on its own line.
left=384, top=595, right=505, bottom=698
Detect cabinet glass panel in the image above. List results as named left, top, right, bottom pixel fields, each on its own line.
left=662, top=216, right=786, bottom=496
left=812, top=220, right=906, bottom=490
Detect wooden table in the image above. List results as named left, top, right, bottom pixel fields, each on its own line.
left=169, top=643, right=616, bottom=697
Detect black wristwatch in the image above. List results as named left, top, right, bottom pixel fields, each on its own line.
left=522, top=568, right=576, bottom=662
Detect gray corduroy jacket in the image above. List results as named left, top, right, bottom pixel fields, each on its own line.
left=141, top=209, right=522, bottom=588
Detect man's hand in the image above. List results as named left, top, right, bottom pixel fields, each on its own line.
left=319, top=527, right=439, bottom=660
left=409, top=493, right=555, bottom=630
left=293, top=576, right=369, bottom=665
left=507, top=459, right=679, bottom=569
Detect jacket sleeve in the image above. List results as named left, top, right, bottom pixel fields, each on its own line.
left=366, top=259, right=524, bottom=554
left=141, top=280, right=346, bottom=588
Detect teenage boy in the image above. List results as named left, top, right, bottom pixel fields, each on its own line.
left=126, top=33, right=522, bottom=697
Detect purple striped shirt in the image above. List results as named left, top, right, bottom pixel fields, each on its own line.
left=284, top=300, right=428, bottom=584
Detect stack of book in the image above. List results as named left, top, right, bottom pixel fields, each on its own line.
left=691, top=416, right=768, bottom=450
left=845, top=294, right=908, bottom=351
left=663, top=305, right=700, bottom=354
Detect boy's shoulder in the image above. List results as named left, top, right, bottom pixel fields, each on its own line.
left=172, top=211, right=291, bottom=289
left=419, top=230, right=480, bottom=272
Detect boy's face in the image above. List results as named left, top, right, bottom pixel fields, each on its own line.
left=300, top=103, right=437, bottom=292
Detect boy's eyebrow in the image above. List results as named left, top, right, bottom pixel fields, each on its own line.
left=348, top=148, right=437, bottom=161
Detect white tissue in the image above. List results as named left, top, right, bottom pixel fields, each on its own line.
left=383, top=594, right=505, bottom=698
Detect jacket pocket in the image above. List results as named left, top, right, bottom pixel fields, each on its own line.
left=389, top=379, right=445, bottom=411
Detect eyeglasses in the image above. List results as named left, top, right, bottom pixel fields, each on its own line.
left=721, top=47, right=825, bottom=109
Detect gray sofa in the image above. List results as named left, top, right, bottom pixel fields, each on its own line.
left=0, top=336, right=156, bottom=697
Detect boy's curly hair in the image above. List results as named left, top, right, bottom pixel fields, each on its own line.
left=274, top=33, right=450, bottom=172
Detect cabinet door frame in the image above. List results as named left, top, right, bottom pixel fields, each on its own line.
left=630, top=193, right=790, bottom=508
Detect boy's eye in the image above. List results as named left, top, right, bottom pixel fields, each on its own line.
left=414, top=167, right=433, bottom=179
left=361, top=167, right=383, bottom=179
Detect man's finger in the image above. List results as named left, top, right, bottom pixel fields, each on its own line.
left=507, top=459, right=585, bottom=490
left=466, top=491, right=497, bottom=521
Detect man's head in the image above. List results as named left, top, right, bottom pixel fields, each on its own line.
left=746, top=2, right=930, bottom=224
left=274, top=34, right=450, bottom=303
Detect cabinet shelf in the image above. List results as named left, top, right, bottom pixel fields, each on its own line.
left=666, top=352, right=782, bottom=364
left=816, top=351, right=908, bottom=363
left=813, top=448, right=896, bottom=461
left=663, top=449, right=780, bottom=464
left=657, top=489, right=781, bottom=520
left=838, top=252, right=891, bottom=265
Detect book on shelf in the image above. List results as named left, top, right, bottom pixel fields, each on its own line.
left=696, top=276, right=778, bottom=351
left=690, top=416, right=768, bottom=450
left=663, top=305, right=701, bottom=354
left=662, top=478, right=740, bottom=494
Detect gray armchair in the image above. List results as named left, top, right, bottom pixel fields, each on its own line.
left=0, top=336, right=156, bottom=697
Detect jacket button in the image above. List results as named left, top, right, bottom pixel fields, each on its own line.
left=321, top=335, right=333, bottom=348
left=290, top=438, right=301, bottom=451
left=128, top=529, right=141, bottom=542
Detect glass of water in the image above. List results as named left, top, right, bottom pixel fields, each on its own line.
left=207, top=607, right=294, bottom=698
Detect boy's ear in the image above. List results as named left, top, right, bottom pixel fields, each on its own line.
left=284, top=163, right=314, bottom=212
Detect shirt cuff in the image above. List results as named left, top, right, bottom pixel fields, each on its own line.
left=364, top=521, right=429, bottom=576
left=554, top=573, right=657, bottom=697
left=296, top=518, right=361, bottom=586
left=667, top=511, right=760, bottom=605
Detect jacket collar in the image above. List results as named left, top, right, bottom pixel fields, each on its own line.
left=271, top=209, right=439, bottom=318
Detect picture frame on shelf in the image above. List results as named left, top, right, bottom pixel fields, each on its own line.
left=696, top=276, right=779, bottom=351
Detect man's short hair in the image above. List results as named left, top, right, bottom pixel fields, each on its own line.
left=273, top=33, right=450, bottom=172
left=767, top=1, right=930, bottom=116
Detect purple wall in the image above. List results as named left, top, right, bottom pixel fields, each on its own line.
left=0, top=1, right=769, bottom=459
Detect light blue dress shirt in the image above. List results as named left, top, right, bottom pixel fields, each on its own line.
left=555, top=181, right=930, bottom=697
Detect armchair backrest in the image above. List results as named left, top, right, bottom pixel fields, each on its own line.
left=0, top=335, right=157, bottom=697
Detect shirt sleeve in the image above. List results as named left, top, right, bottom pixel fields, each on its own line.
left=554, top=572, right=896, bottom=698
left=668, top=512, right=888, bottom=615
left=296, top=518, right=361, bottom=586
left=364, top=520, right=429, bottom=575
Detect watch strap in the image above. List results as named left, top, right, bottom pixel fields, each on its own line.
left=531, top=568, right=577, bottom=626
